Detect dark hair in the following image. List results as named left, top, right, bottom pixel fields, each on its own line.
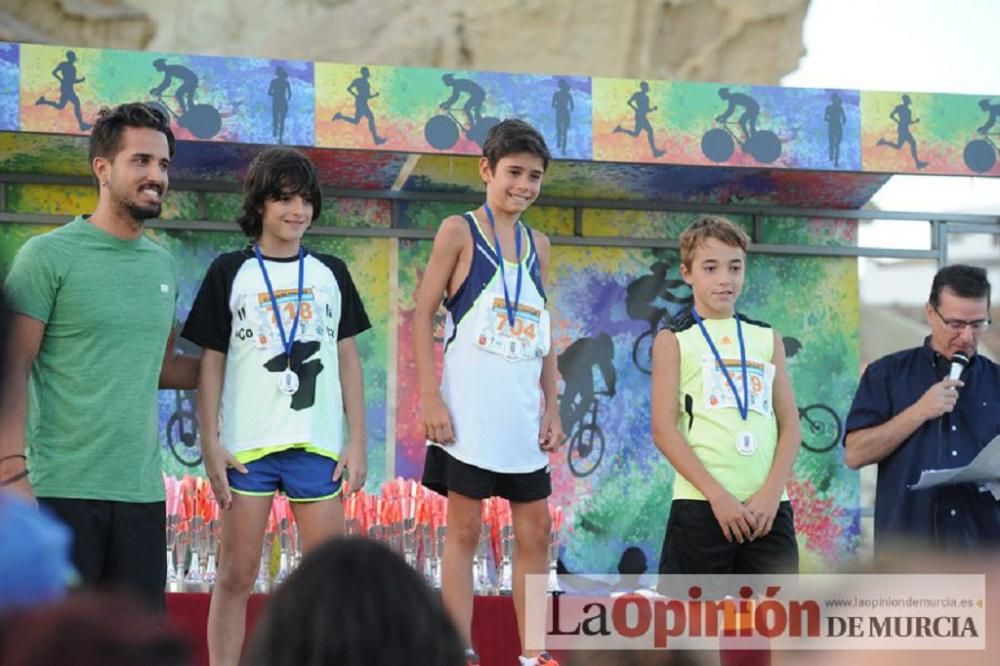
left=88, top=103, right=175, bottom=178
left=0, top=591, right=190, bottom=666
left=237, top=147, right=322, bottom=239
left=482, top=119, right=550, bottom=172
left=245, top=537, right=465, bottom=666
left=929, top=264, right=991, bottom=308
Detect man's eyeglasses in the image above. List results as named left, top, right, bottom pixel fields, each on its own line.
left=933, top=306, right=991, bottom=333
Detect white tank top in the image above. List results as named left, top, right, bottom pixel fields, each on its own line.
left=429, top=212, right=551, bottom=473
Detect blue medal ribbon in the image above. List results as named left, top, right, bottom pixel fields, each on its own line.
left=254, top=245, right=305, bottom=367
left=483, top=203, right=523, bottom=328
left=691, top=308, right=749, bottom=421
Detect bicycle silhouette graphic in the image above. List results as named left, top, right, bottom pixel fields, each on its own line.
left=702, top=121, right=781, bottom=164
left=798, top=403, right=842, bottom=453
left=147, top=94, right=222, bottom=140
left=782, top=336, right=843, bottom=453
left=424, top=108, right=500, bottom=151
left=565, top=389, right=611, bottom=478
left=166, top=389, right=202, bottom=467
left=964, top=131, right=1000, bottom=173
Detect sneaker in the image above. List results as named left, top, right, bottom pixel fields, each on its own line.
left=464, top=648, right=480, bottom=665
left=519, top=653, right=559, bottom=666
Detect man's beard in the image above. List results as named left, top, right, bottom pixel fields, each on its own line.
left=112, top=188, right=163, bottom=222
left=124, top=200, right=162, bottom=221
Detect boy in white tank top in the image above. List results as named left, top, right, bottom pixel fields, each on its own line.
left=414, top=119, right=563, bottom=666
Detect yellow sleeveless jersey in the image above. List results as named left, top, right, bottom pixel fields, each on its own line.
left=668, top=309, right=782, bottom=502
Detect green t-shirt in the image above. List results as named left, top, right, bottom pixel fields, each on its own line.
left=4, top=216, right=178, bottom=502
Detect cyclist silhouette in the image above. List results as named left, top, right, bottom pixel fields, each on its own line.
left=824, top=93, right=846, bottom=167
left=552, top=79, right=574, bottom=155
left=716, top=87, right=759, bottom=143
left=35, top=50, right=90, bottom=131
left=440, top=73, right=485, bottom=129
left=614, top=81, right=664, bottom=157
left=558, top=333, right=617, bottom=435
left=268, top=67, right=291, bottom=144
left=332, top=66, right=386, bottom=145
left=625, top=261, right=691, bottom=330
left=150, top=59, right=199, bottom=115
left=876, top=94, right=928, bottom=169
left=977, top=98, right=1000, bottom=134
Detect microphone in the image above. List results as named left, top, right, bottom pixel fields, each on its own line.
left=949, top=353, right=969, bottom=381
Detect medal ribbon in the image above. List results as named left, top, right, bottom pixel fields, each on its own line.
left=254, top=245, right=305, bottom=368
left=692, top=308, right=749, bottom=421
left=483, top=202, right=523, bottom=328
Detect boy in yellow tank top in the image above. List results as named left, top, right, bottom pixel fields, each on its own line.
left=651, top=216, right=801, bottom=576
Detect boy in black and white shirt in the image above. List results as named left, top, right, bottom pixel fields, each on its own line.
left=182, top=147, right=370, bottom=666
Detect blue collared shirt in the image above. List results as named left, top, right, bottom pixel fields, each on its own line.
left=846, top=337, right=1000, bottom=553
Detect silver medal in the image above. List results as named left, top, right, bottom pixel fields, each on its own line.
left=735, top=431, right=757, bottom=456
left=278, top=368, right=299, bottom=395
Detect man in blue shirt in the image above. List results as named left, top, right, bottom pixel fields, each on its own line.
left=846, top=265, right=999, bottom=554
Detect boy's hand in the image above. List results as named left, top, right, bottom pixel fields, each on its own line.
left=421, top=392, right=456, bottom=444
left=203, top=444, right=247, bottom=510
left=539, top=406, right=564, bottom=452
left=708, top=490, right=758, bottom=544
left=743, top=484, right=783, bottom=540
left=334, top=439, right=367, bottom=493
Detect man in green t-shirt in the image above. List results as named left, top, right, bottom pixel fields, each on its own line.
left=0, top=103, right=199, bottom=610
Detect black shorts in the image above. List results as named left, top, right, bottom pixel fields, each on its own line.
left=658, top=499, right=799, bottom=575
left=39, top=498, right=166, bottom=611
left=422, top=446, right=551, bottom=502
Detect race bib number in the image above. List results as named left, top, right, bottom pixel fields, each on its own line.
left=700, top=353, right=775, bottom=417
left=246, top=287, right=327, bottom=350
left=475, top=297, right=551, bottom=362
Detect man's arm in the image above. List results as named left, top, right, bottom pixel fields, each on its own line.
left=150, top=73, right=171, bottom=96
left=716, top=101, right=736, bottom=122
left=159, top=327, right=199, bottom=390
left=650, top=329, right=757, bottom=543
left=0, top=314, right=45, bottom=501
left=414, top=216, right=466, bottom=444
left=440, top=88, right=461, bottom=109
left=744, top=329, right=802, bottom=538
left=333, top=336, right=367, bottom=493
left=844, top=377, right=960, bottom=469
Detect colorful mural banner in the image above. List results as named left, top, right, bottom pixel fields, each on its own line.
left=3, top=40, right=998, bottom=178
left=862, top=90, right=1000, bottom=176
left=0, top=42, right=18, bottom=131
left=315, top=64, right=592, bottom=159
left=18, top=44, right=314, bottom=145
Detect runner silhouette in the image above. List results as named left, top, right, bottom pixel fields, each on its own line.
left=715, top=87, right=759, bottom=143
left=613, top=81, right=664, bottom=157
left=552, top=79, right=574, bottom=155
left=35, top=50, right=90, bottom=131
left=876, top=94, right=928, bottom=169
left=824, top=93, right=846, bottom=167
left=440, top=73, right=485, bottom=130
left=150, top=59, right=199, bottom=114
left=625, top=261, right=691, bottom=330
left=558, top=333, right=617, bottom=435
left=332, top=66, right=386, bottom=145
left=977, top=98, right=1000, bottom=135
left=268, top=67, right=291, bottom=144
